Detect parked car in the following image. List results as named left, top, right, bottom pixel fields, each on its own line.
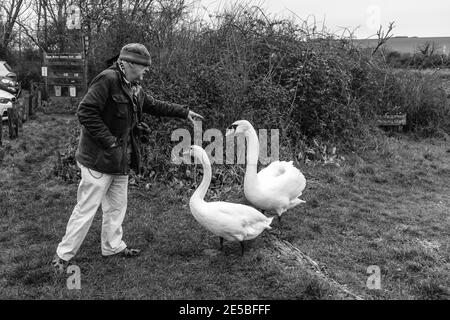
left=0, top=61, right=21, bottom=96
left=0, top=89, right=16, bottom=121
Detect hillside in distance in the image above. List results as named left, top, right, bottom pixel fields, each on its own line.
left=354, top=36, right=450, bottom=54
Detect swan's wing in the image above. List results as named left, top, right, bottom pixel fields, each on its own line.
left=257, top=161, right=284, bottom=181
left=287, top=168, right=306, bottom=197
left=193, top=203, right=248, bottom=241
left=257, top=161, right=306, bottom=199
left=212, top=202, right=271, bottom=224
left=209, top=202, right=273, bottom=236
left=221, top=203, right=274, bottom=239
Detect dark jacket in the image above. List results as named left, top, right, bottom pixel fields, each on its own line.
left=75, top=63, right=189, bottom=175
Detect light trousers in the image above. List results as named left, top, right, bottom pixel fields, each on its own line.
left=56, top=162, right=128, bottom=261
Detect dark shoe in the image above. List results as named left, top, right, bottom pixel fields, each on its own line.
left=120, top=247, right=141, bottom=258
left=51, top=254, right=69, bottom=275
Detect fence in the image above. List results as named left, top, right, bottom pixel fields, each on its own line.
left=0, top=82, right=43, bottom=146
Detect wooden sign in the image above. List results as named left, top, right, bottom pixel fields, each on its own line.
left=377, top=113, right=406, bottom=126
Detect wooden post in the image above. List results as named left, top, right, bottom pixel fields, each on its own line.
left=18, top=96, right=26, bottom=123
left=32, top=93, right=37, bottom=114
left=7, top=108, right=19, bottom=139
left=28, top=92, right=34, bottom=117
left=38, top=89, right=42, bottom=109
left=23, top=95, right=29, bottom=122
left=13, top=108, right=20, bottom=136
left=18, top=105, right=23, bottom=129
left=21, top=97, right=27, bottom=122
left=7, top=108, right=13, bottom=139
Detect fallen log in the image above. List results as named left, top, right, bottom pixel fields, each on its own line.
left=265, top=233, right=364, bottom=300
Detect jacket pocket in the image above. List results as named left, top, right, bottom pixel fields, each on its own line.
left=94, top=146, right=123, bottom=173
left=112, top=94, right=129, bottom=119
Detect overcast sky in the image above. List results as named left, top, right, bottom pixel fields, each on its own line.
left=194, top=0, right=450, bottom=38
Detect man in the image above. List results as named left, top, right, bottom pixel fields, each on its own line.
left=51, top=43, right=203, bottom=273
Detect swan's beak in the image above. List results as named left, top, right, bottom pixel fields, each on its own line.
left=181, top=149, right=195, bottom=164
left=225, top=128, right=235, bottom=137
left=226, top=123, right=239, bottom=136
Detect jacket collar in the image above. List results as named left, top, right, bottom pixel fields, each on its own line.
left=110, top=61, right=141, bottom=98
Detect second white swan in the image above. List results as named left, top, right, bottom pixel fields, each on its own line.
left=185, top=145, right=273, bottom=255
left=226, top=120, right=306, bottom=222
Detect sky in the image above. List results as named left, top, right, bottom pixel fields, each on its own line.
left=194, top=0, right=450, bottom=39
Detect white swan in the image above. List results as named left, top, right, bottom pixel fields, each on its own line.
left=226, top=120, right=306, bottom=222
left=185, top=145, right=273, bottom=255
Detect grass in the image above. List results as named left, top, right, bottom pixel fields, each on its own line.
left=0, top=114, right=449, bottom=300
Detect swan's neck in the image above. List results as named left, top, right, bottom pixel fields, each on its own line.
left=244, top=127, right=259, bottom=184
left=192, top=155, right=212, bottom=201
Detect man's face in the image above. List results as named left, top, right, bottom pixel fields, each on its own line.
left=127, top=62, right=149, bottom=82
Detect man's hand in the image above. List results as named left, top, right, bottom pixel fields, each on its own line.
left=187, top=110, right=204, bottom=125
left=109, top=140, right=120, bottom=148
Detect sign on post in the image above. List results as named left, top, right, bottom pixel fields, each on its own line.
left=69, top=86, right=77, bottom=97
left=54, top=86, right=61, bottom=97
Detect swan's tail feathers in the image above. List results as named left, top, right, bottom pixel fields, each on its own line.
left=244, top=216, right=273, bottom=238
left=293, top=173, right=307, bottom=197
left=259, top=216, right=274, bottom=230
left=288, top=197, right=306, bottom=209
left=275, top=207, right=286, bottom=216
left=266, top=216, right=274, bottom=229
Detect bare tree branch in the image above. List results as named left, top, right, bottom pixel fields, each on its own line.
left=14, top=18, right=45, bottom=51
left=371, top=21, right=395, bottom=56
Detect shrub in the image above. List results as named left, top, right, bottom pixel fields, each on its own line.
left=52, top=2, right=450, bottom=183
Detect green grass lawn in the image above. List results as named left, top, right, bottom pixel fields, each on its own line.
left=0, top=114, right=449, bottom=299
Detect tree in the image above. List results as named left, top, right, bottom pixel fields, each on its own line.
left=0, top=0, right=31, bottom=58
left=417, top=41, right=438, bottom=57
